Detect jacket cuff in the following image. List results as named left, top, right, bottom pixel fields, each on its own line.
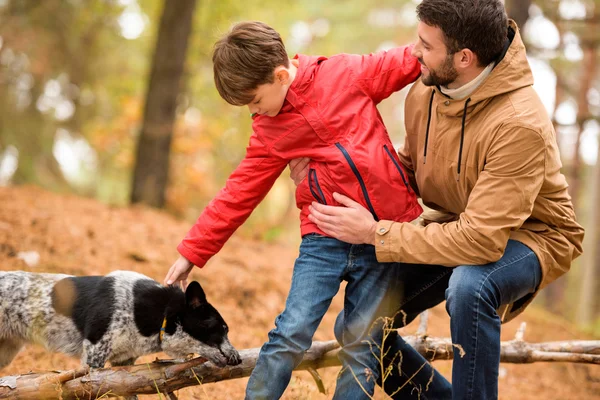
left=374, top=220, right=398, bottom=263
left=177, top=243, right=207, bottom=268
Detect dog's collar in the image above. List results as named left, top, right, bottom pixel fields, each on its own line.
left=159, top=317, right=167, bottom=343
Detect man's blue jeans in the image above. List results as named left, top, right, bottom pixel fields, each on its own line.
left=336, top=239, right=542, bottom=400
left=245, top=234, right=450, bottom=400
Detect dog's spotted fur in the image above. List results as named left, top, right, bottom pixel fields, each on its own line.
left=0, top=270, right=241, bottom=370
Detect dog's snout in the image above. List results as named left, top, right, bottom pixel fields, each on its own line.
left=219, top=337, right=241, bottom=366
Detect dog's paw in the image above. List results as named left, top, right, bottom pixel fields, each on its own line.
left=226, top=350, right=242, bottom=366
left=211, top=354, right=228, bottom=368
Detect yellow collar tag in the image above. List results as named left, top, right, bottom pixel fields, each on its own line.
left=159, top=317, right=167, bottom=342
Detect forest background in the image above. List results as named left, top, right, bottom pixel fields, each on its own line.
left=0, top=0, right=599, bottom=353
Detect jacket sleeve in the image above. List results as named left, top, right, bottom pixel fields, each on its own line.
left=353, top=45, right=421, bottom=104
left=177, top=133, right=287, bottom=268
left=375, top=125, right=546, bottom=266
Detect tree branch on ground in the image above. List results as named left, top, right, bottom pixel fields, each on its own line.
left=1, top=324, right=598, bottom=399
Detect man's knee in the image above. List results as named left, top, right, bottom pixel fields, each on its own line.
left=445, top=266, right=499, bottom=316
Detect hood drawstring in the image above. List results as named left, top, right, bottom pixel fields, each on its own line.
left=457, top=98, right=472, bottom=181
left=422, top=91, right=471, bottom=181
left=423, top=90, right=435, bottom=164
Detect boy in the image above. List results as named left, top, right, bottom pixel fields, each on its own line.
left=164, top=21, right=425, bottom=399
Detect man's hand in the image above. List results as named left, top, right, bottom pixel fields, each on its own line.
left=288, top=157, right=310, bottom=186
left=164, top=255, right=195, bottom=290
left=308, top=192, right=377, bottom=245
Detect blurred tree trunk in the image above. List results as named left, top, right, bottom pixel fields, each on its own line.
left=550, top=17, right=565, bottom=150
left=577, top=132, right=600, bottom=326
left=546, top=36, right=597, bottom=316
left=569, top=28, right=598, bottom=210
left=543, top=13, right=567, bottom=313
left=130, top=0, right=197, bottom=207
left=575, top=26, right=599, bottom=325
left=505, top=0, right=531, bottom=30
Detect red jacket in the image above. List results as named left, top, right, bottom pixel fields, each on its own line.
left=179, top=46, right=422, bottom=268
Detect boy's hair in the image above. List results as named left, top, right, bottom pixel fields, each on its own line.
left=416, top=0, right=508, bottom=66
left=213, top=21, right=289, bottom=106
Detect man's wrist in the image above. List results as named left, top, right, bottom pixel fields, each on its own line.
left=367, top=221, right=377, bottom=245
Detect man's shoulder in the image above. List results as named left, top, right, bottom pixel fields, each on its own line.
left=487, top=86, right=552, bottom=134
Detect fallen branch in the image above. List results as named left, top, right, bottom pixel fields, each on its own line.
left=0, top=341, right=340, bottom=400
left=1, top=328, right=598, bottom=399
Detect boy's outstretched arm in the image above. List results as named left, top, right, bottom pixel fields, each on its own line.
left=165, top=133, right=287, bottom=284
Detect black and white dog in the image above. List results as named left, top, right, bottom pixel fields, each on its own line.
left=0, top=270, right=241, bottom=370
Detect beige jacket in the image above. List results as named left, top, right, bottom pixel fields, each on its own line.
left=375, top=21, right=584, bottom=322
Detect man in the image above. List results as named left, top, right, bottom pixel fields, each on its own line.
left=291, top=0, right=584, bottom=398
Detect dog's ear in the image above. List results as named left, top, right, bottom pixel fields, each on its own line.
left=185, top=281, right=207, bottom=309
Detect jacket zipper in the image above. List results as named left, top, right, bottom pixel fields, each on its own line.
left=383, top=144, right=411, bottom=192
left=335, top=143, right=379, bottom=221
left=308, top=168, right=327, bottom=205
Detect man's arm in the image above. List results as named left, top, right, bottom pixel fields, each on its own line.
left=310, top=125, right=546, bottom=266
left=288, top=157, right=310, bottom=186
left=376, top=125, right=546, bottom=265
left=177, top=133, right=288, bottom=268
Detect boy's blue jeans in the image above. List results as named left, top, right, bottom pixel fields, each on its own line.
left=245, top=234, right=450, bottom=400
left=335, top=239, right=542, bottom=400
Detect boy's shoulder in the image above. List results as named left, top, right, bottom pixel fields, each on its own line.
left=293, top=53, right=359, bottom=90
left=297, top=53, right=358, bottom=71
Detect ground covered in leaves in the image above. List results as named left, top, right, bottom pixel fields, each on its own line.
left=1, top=185, right=598, bottom=399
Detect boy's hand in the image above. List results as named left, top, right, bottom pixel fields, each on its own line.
left=288, top=157, right=310, bottom=186
left=164, top=255, right=195, bottom=290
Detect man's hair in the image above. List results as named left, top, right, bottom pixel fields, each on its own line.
left=213, top=21, right=289, bottom=106
left=417, top=0, right=508, bottom=66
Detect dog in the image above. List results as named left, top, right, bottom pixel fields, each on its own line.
left=0, top=270, right=241, bottom=370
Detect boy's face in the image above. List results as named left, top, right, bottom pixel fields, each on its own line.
left=247, top=65, right=293, bottom=117
left=412, top=22, right=458, bottom=87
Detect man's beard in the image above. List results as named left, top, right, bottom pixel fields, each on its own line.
left=420, top=54, right=458, bottom=87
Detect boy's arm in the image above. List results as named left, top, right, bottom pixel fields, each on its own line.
left=177, top=133, right=287, bottom=268
left=353, top=45, right=421, bottom=104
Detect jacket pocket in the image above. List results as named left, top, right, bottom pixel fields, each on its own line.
left=308, top=168, right=327, bottom=205
left=383, top=144, right=411, bottom=192
left=335, top=142, right=379, bottom=221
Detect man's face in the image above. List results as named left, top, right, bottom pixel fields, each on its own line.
left=412, top=22, right=458, bottom=87
left=247, top=78, right=288, bottom=117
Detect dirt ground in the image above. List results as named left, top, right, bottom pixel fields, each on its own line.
left=0, top=185, right=598, bottom=399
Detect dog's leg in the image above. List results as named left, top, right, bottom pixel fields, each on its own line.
left=0, top=338, right=24, bottom=370
left=81, top=338, right=111, bottom=369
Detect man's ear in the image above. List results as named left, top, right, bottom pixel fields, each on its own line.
left=185, top=281, right=207, bottom=309
left=455, top=48, right=478, bottom=70
left=274, top=66, right=291, bottom=85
